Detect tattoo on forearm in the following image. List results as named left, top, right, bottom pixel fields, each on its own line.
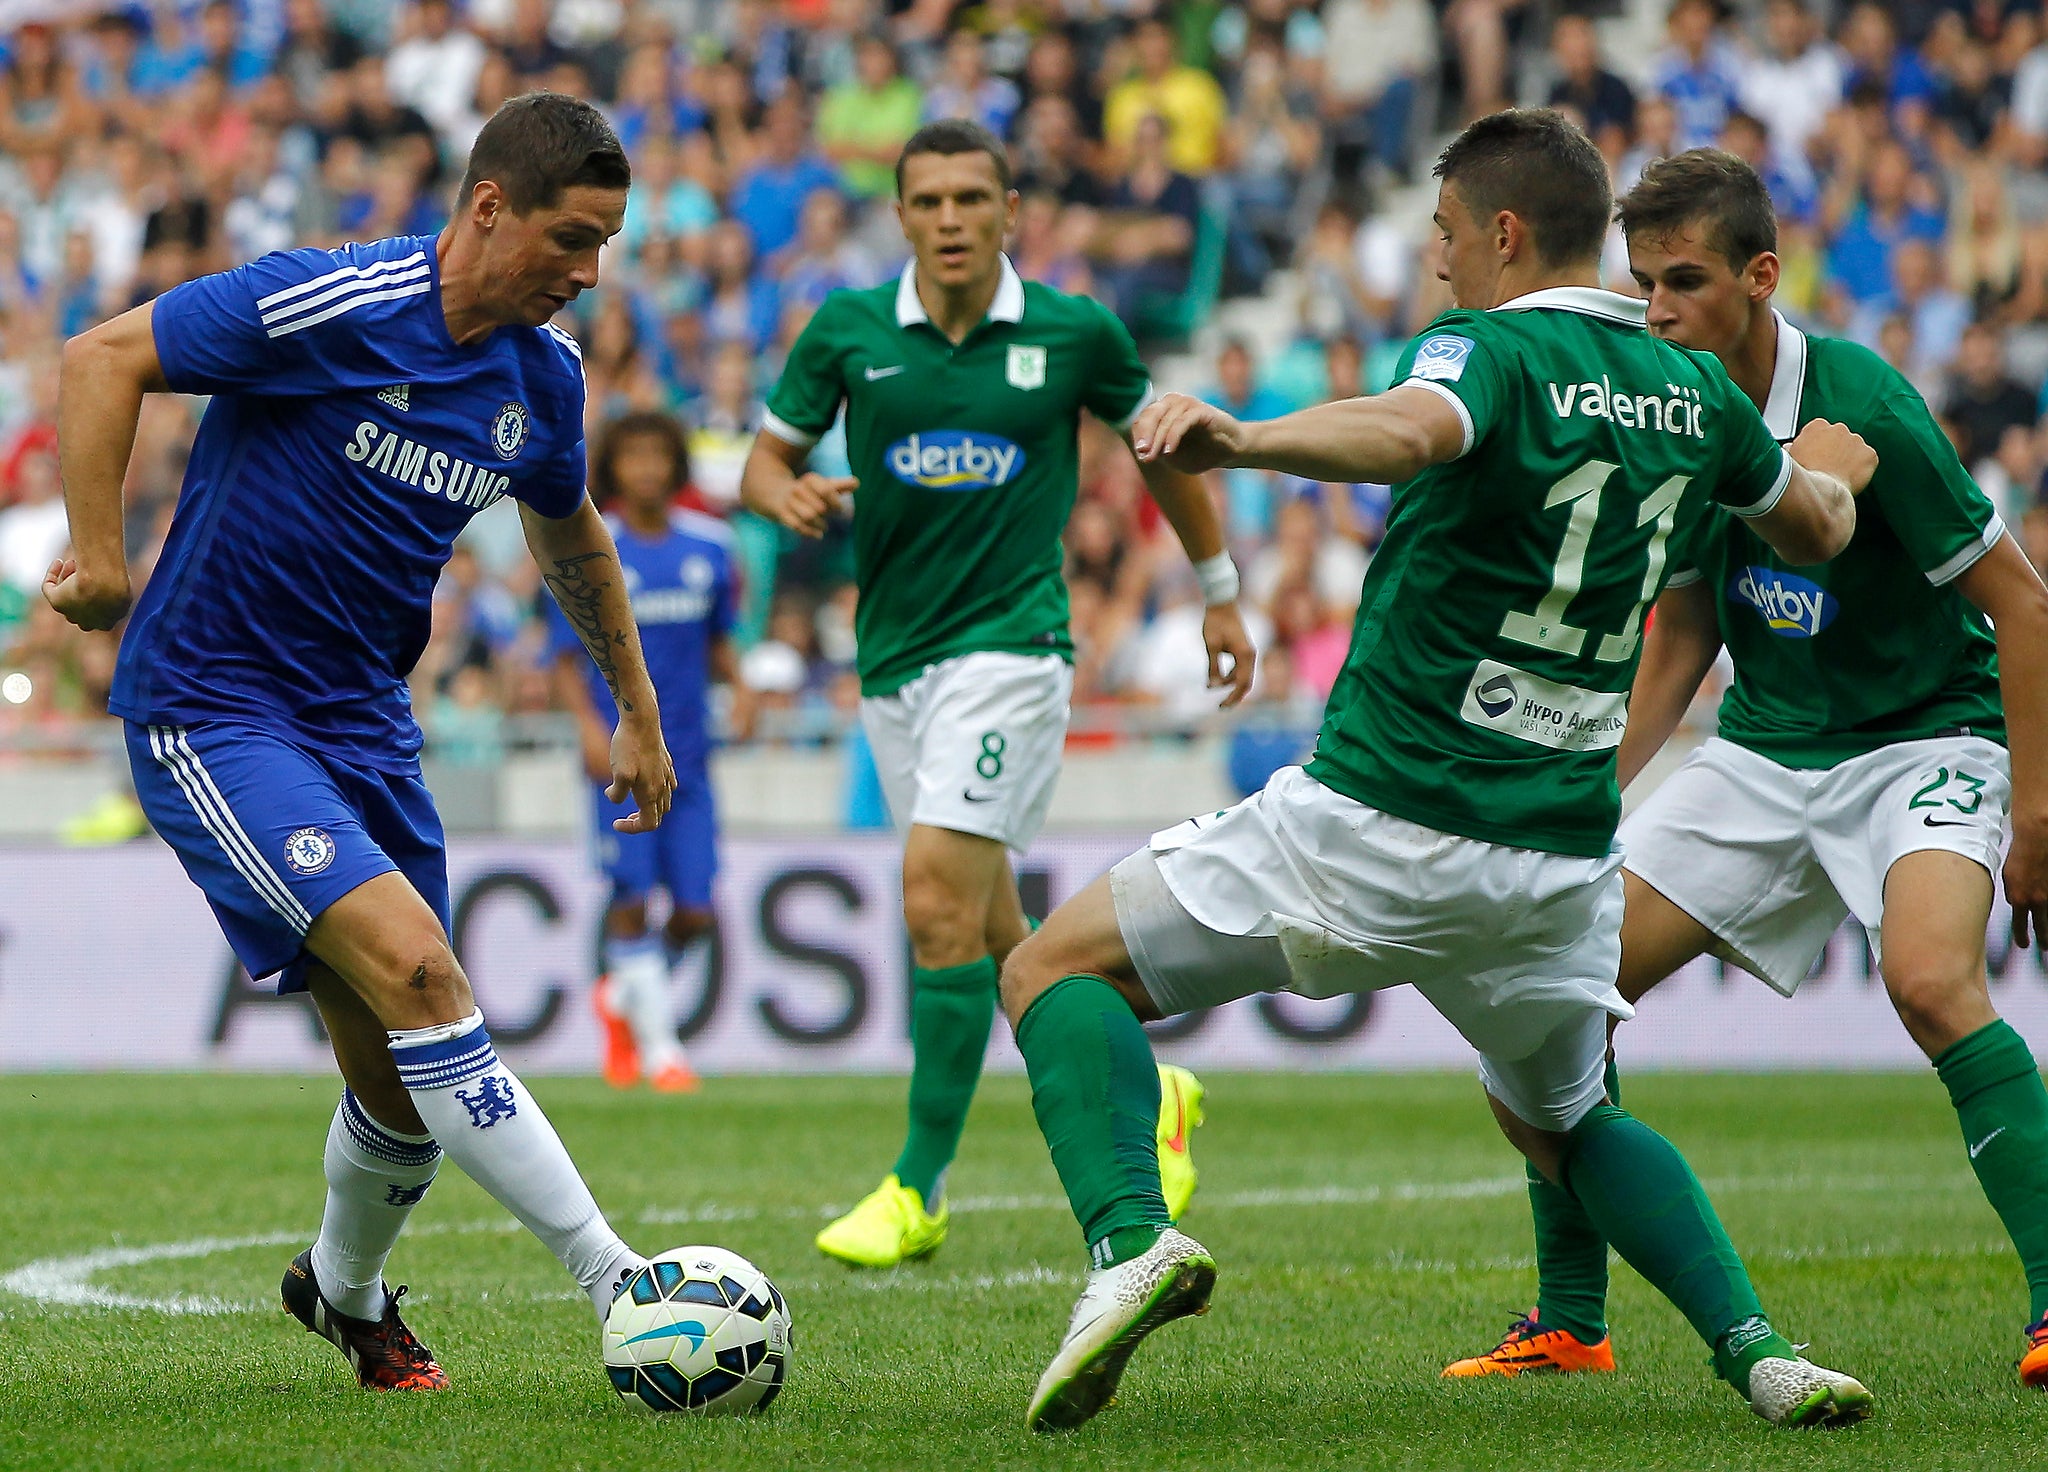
left=544, top=552, right=635, bottom=713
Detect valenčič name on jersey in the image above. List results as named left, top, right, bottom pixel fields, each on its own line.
left=1545, top=376, right=1706, bottom=438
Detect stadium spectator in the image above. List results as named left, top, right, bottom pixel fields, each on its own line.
left=1439, top=0, right=1528, bottom=121
left=1736, top=0, right=1841, bottom=190
left=1546, top=12, right=1636, bottom=164
left=728, top=92, right=838, bottom=260
left=1320, top=0, right=1433, bottom=181
left=1093, top=112, right=1200, bottom=339
left=922, top=29, right=1019, bottom=138
left=816, top=34, right=923, bottom=201
left=701, top=217, right=779, bottom=353
left=1220, top=40, right=1318, bottom=287
left=1015, top=29, right=1101, bottom=145
left=1944, top=321, right=2038, bottom=472
left=1103, top=17, right=1228, bottom=176
left=276, top=0, right=368, bottom=116
left=1010, top=189, right=1094, bottom=297
left=1823, top=139, right=1945, bottom=313
left=1012, top=92, right=1102, bottom=208
left=385, top=0, right=489, bottom=159
left=1850, top=239, right=1968, bottom=380
left=0, top=431, right=67, bottom=598
left=1204, top=337, right=1292, bottom=543
left=771, top=187, right=878, bottom=307
left=1653, top=0, right=1744, bottom=152
left=1838, top=1, right=1938, bottom=133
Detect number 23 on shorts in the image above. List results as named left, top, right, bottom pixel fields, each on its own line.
left=1909, top=765, right=1988, bottom=820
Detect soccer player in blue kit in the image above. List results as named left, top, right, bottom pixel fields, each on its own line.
left=552, top=411, right=739, bottom=1094
left=44, top=94, right=665, bottom=1390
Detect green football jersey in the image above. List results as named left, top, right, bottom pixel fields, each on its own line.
left=763, top=256, right=1152, bottom=695
left=1670, top=315, right=2004, bottom=767
left=1304, top=287, right=1793, bottom=858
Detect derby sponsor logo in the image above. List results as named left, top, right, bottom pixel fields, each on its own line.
left=885, top=430, right=1025, bottom=491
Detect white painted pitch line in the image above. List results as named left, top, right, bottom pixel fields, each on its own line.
left=0, top=1171, right=1985, bottom=1318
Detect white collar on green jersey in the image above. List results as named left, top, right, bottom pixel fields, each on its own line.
left=1761, top=309, right=1808, bottom=442
left=1490, top=285, right=1647, bottom=325
left=895, top=254, right=1026, bottom=328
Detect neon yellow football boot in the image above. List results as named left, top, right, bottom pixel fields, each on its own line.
left=815, top=1175, right=949, bottom=1268
left=1156, top=1064, right=1205, bottom=1221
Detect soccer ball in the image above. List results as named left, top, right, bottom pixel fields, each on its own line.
left=602, top=1246, right=792, bottom=1414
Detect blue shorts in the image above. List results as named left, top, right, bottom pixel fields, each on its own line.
left=593, top=768, right=718, bottom=911
left=126, top=721, right=450, bottom=993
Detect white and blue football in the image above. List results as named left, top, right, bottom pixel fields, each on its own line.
left=602, top=1245, right=791, bottom=1414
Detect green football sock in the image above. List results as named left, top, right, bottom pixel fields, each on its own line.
left=891, top=957, right=998, bottom=1205
left=1935, top=1020, right=2048, bottom=1320
left=1015, top=975, right=1171, bottom=1267
left=1562, top=1102, right=1793, bottom=1389
left=1527, top=1057, right=1621, bottom=1342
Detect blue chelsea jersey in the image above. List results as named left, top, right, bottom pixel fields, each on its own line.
left=550, top=508, right=736, bottom=772
left=110, top=235, right=589, bottom=771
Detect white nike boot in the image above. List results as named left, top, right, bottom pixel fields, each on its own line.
left=1025, top=1228, right=1216, bottom=1432
left=1745, top=1355, right=1875, bottom=1427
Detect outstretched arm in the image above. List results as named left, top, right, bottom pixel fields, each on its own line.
left=1130, top=386, right=1469, bottom=486
left=523, top=499, right=675, bottom=833
left=1956, top=535, right=2048, bottom=947
left=1614, top=579, right=1723, bottom=792
left=45, top=302, right=170, bottom=630
left=1130, top=449, right=1257, bottom=707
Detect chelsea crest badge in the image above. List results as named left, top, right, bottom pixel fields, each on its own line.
left=491, top=402, right=530, bottom=459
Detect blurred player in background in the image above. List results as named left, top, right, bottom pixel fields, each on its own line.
left=553, top=411, right=740, bottom=1096
left=997, top=110, right=1881, bottom=1433
left=45, top=94, right=662, bottom=1389
left=1446, top=148, right=2048, bottom=1388
left=742, top=118, right=1256, bottom=1269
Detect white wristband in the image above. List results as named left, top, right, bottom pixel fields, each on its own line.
left=1193, top=551, right=1240, bottom=606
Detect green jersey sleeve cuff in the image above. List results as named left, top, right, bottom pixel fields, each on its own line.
left=1728, top=447, right=1794, bottom=519
left=1664, top=567, right=1703, bottom=589
left=1401, top=377, right=1474, bottom=458
left=1111, top=381, right=1156, bottom=435
left=760, top=409, right=820, bottom=450
left=1926, top=516, right=2006, bottom=587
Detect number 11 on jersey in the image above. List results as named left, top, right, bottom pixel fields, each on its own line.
left=1499, top=459, right=1689, bottom=665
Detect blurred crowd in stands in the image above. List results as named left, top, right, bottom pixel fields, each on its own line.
left=5, top=0, right=2048, bottom=767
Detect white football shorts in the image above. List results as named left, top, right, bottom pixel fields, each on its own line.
left=1620, top=734, right=2011, bottom=995
left=1111, top=765, right=1628, bottom=1131
left=859, top=650, right=1072, bottom=854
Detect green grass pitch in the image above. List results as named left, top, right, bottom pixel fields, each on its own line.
left=3, top=1071, right=2045, bottom=1471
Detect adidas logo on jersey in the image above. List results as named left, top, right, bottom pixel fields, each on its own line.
left=378, top=384, right=411, bottom=412
left=1546, top=377, right=1704, bottom=438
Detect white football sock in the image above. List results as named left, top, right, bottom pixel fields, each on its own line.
left=310, top=1089, right=440, bottom=1321
left=388, top=1009, right=646, bottom=1317
left=606, top=936, right=683, bottom=1070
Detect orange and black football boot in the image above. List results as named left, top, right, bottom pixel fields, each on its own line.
left=2021, top=1311, right=2048, bottom=1388
left=1441, top=1311, right=1616, bottom=1378
left=593, top=975, right=641, bottom=1088
left=281, top=1249, right=449, bottom=1390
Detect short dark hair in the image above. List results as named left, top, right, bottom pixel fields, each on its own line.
left=1433, top=108, right=1611, bottom=269
left=895, top=118, right=1012, bottom=196
left=1618, top=148, right=1777, bottom=271
left=592, top=411, right=690, bottom=507
left=457, top=92, right=630, bottom=216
